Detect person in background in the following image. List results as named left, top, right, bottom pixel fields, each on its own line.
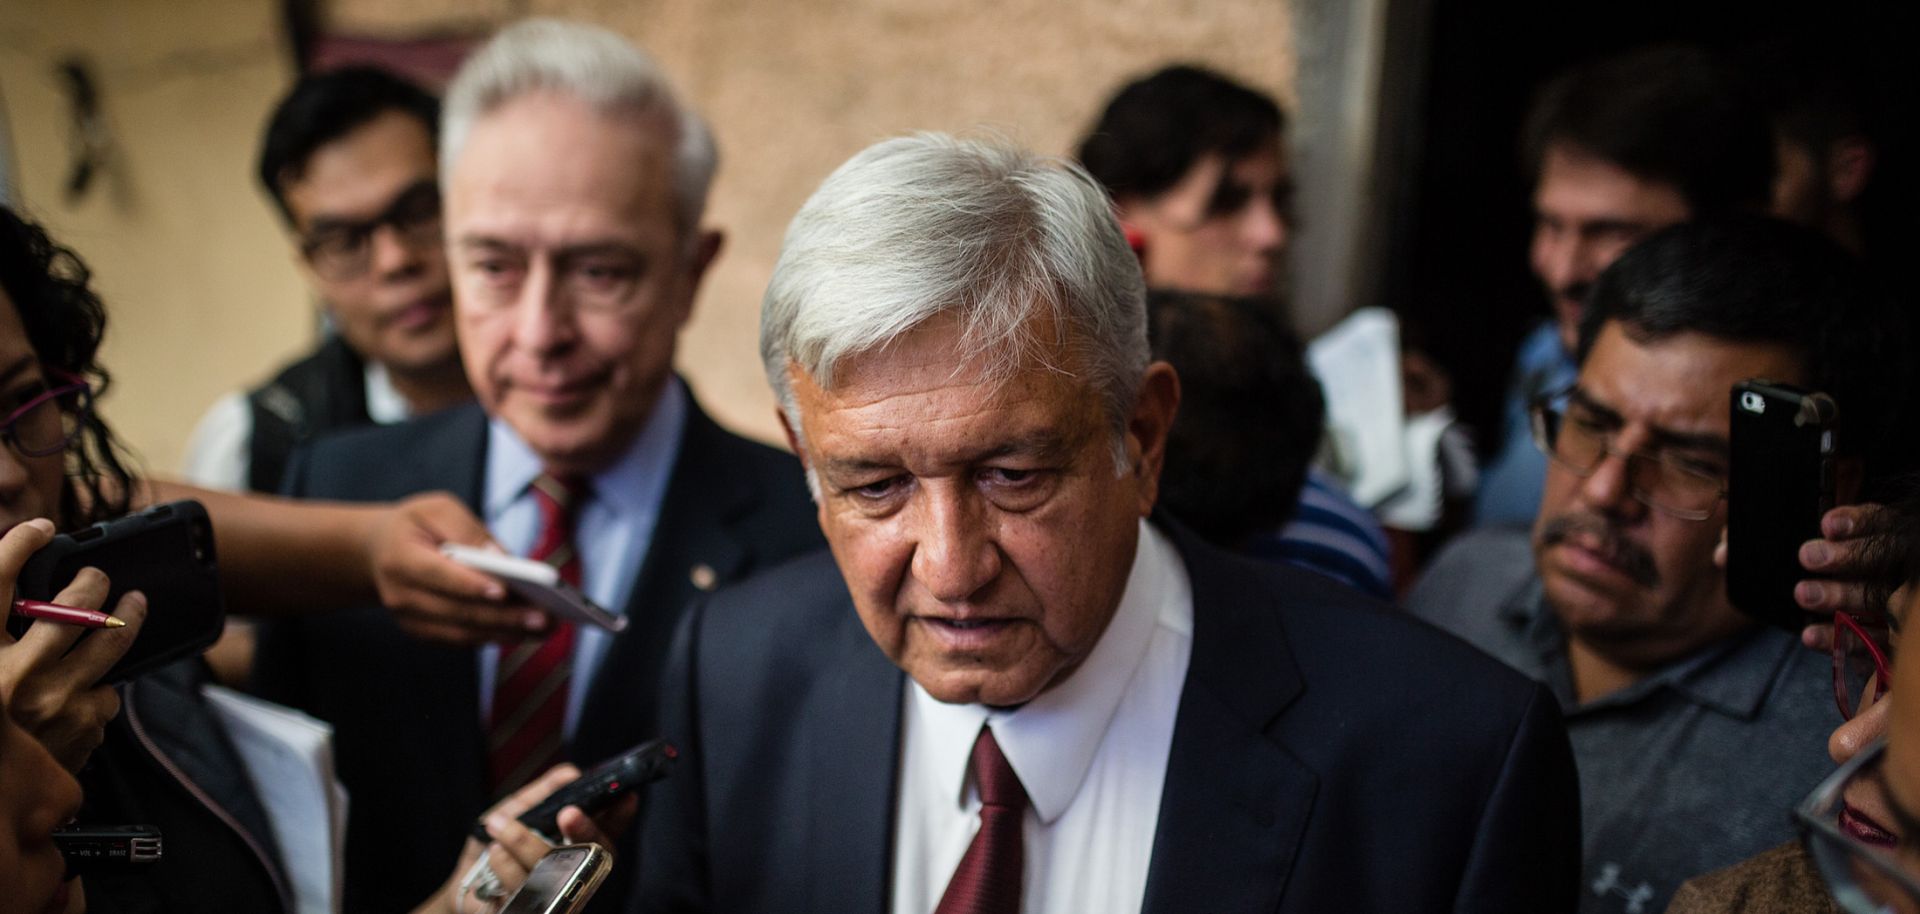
left=250, top=20, right=821, bottom=913
left=0, top=201, right=630, bottom=913
left=183, top=66, right=473, bottom=685
left=1145, top=289, right=1391, bottom=598
left=1473, top=45, right=1775, bottom=528
left=182, top=65, right=470, bottom=495
left=1749, top=41, right=1882, bottom=264
left=1408, top=217, right=1904, bottom=914
left=1077, top=63, right=1289, bottom=298
left=1665, top=490, right=1920, bottom=913
left=1079, top=64, right=1389, bottom=588
left=1785, top=495, right=1920, bottom=913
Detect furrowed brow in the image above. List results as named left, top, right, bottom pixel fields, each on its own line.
left=1566, top=388, right=1623, bottom=424
left=1647, top=428, right=1730, bottom=456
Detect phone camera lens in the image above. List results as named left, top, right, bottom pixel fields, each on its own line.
left=1740, top=392, right=1766, bottom=414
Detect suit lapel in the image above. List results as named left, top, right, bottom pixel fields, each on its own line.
left=1142, top=528, right=1317, bottom=914
left=803, top=604, right=904, bottom=914
left=575, top=402, right=754, bottom=762
left=436, top=408, right=493, bottom=806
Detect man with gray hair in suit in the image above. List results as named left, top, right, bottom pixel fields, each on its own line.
left=634, top=132, right=1582, bottom=913
left=251, top=19, right=819, bottom=912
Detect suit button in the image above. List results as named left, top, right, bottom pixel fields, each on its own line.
left=690, top=563, right=718, bottom=591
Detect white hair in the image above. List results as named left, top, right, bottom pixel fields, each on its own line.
left=440, top=17, right=718, bottom=236
left=761, top=133, right=1149, bottom=476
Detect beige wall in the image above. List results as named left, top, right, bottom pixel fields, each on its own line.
left=0, top=0, right=311, bottom=476
left=3, top=0, right=1294, bottom=467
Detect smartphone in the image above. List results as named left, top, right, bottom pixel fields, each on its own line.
left=498, top=844, right=611, bottom=914
left=1727, top=380, right=1838, bottom=631
left=440, top=543, right=627, bottom=633
left=7, top=501, right=224, bottom=683
left=472, top=737, right=677, bottom=844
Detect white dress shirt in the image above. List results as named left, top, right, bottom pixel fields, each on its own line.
left=889, top=520, right=1194, bottom=914
left=475, top=377, right=687, bottom=739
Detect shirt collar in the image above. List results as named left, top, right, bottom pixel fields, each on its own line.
left=1512, top=581, right=1799, bottom=719
left=483, top=376, right=687, bottom=520
left=910, top=519, right=1191, bottom=825
left=363, top=361, right=411, bottom=424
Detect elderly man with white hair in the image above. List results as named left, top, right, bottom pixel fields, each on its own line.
left=249, top=19, right=820, bottom=913
left=633, top=133, right=1583, bottom=914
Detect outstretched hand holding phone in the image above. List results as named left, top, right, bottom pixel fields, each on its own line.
left=0, top=518, right=145, bottom=772
left=415, top=763, right=637, bottom=914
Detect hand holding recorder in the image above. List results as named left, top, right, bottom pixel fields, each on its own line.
left=416, top=763, right=639, bottom=914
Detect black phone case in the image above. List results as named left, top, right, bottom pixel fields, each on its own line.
left=8, top=500, right=225, bottom=683
left=1726, top=380, right=1837, bottom=632
left=473, top=737, right=677, bottom=844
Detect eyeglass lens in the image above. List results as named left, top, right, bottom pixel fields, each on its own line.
left=1535, top=403, right=1723, bottom=519
left=1, top=382, right=85, bottom=457
left=1805, top=747, right=1920, bottom=913
left=302, top=181, right=443, bottom=280
left=1835, top=616, right=1891, bottom=721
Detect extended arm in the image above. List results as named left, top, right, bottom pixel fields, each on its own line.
left=142, top=479, right=546, bottom=644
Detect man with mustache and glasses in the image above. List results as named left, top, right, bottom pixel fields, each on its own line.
left=1473, top=45, right=1776, bottom=529
left=1408, top=217, right=1906, bottom=914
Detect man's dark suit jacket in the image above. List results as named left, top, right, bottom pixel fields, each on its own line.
left=251, top=397, right=821, bottom=914
left=634, top=525, right=1582, bottom=913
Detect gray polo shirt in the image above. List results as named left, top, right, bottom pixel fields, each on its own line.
left=1406, top=528, right=1834, bottom=914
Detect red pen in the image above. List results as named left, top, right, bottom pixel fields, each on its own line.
left=10, top=599, right=125, bottom=629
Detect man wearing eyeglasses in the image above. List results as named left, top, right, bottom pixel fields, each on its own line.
left=1407, top=217, right=1905, bottom=914
left=182, top=66, right=470, bottom=495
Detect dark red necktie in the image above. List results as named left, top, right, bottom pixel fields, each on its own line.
left=934, top=726, right=1029, bottom=914
left=486, top=473, right=585, bottom=795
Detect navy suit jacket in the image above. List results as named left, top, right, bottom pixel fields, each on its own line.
left=634, top=526, right=1581, bottom=913
left=252, top=397, right=821, bottom=914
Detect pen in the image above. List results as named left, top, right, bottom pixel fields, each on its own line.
left=10, top=599, right=125, bottom=629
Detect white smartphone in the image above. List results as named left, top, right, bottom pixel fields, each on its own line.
left=498, top=844, right=612, bottom=914
left=440, top=543, right=629, bottom=633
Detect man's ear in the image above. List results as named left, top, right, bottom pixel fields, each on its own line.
left=1828, top=137, right=1876, bottom=204
left=670, top=229, right=727, bottom=328
left=777, top=402, right=807, bottom=468
left=691, top=228, right=725, bottom=280
left=1127, top=361, right=1181, bottom=516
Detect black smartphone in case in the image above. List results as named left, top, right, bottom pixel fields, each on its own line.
left=6, top=500, right=225, bottom=683
left=1726, top=380, right=1838, bottom=631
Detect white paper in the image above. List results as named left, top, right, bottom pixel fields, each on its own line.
left=202, top=685, right=347, bottom=914
left=1307, top=307, right=1407, bottom=508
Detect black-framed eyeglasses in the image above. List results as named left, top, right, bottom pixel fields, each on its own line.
left=1530, top=389, right=1727, bottom=521
left=0, top=371, right=91, bottom=459
left=1799, top=738, right=1920, bottom=913
left=298, top=179, right=443, bottom=282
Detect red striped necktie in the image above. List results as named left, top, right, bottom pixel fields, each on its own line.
left=486, top=473, right=586, bottom=796
left=933, top=726, right=1029, bottom=914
